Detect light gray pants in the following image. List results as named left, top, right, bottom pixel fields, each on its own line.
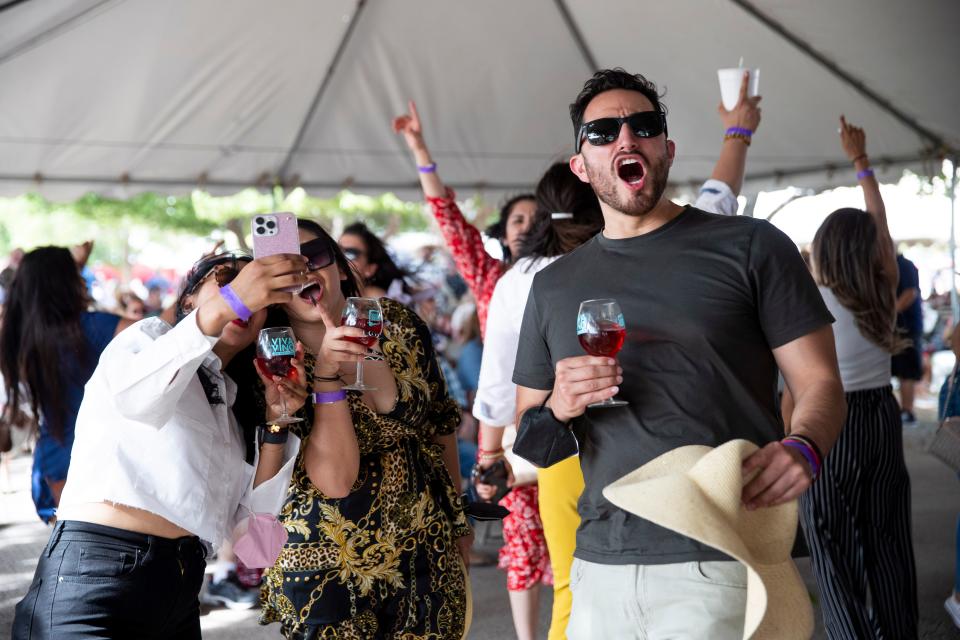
left=567, top=558, right=747, bottom=640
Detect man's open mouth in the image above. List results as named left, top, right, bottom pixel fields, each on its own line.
left=616, top=156, right=646, bottom=187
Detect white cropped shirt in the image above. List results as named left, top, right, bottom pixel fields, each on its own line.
left=58, top=311, right=299, bottom=550
left=818, top=286, right=891, bottom=392
left=473, top=179, right=739, bottom=427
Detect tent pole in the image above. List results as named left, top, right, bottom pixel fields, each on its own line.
left=950, top=156, right=959, bottom=323
left=553, top=0, right=599, bottom=72
left=728, top=0, right=947, bottom=151
left=276, top=0, right=368, bottom=185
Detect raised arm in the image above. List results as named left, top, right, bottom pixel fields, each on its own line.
left=709, top=71, right=762, bottom=197
left=104, top=255, right=307, bottom=427
left=393, top=100, right=505, bottom=332
left=840, top=116, right=898, bottom=286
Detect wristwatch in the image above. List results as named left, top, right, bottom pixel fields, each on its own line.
left=259, top=422, right=289, bottom=446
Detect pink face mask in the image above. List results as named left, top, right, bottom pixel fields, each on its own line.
left=232, top=513, right=288, bottom=569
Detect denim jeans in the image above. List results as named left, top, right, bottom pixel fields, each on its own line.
left=13, top=520, right=207, bottom=639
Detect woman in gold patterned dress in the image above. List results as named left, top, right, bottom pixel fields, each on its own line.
left=258, top=219, right=472, bottom=639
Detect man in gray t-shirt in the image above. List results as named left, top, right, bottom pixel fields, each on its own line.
left=513, top=70, right=846, bottom=639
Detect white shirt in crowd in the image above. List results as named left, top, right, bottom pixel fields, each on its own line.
left=58, top=311, right=299, bottom=550
left=818, top=286, right=891, bottom=392
left=473, top=178, right=740, bottom=427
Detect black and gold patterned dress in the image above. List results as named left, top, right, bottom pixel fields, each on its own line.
left=259, top=299, right=470, bottom=639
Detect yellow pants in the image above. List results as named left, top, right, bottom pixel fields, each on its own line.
left=537, top=455, right=584, bottom=640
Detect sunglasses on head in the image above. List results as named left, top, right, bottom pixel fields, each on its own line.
left=190, top=261, right=241, bottom=294
left=301, top=238, right=336, bottom=272
left=575, top=111, right=667, bottom=153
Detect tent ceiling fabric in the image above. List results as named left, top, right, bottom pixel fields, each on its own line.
left=0, top=0, right=956, bottom=201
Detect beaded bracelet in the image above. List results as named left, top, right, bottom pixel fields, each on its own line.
left=418, top=162, right=437, bottom=174
left=725, top=126, right=753, bottom=137
left=723, top=132, right=752, bottom=146
left=856, top=168, right=875, bottom=180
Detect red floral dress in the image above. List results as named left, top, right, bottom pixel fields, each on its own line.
left=426, top=189, right=550, bottom=592
left=426, top=190, right=505, bottom=337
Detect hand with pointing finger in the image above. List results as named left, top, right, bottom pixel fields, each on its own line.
left=313, top=302, right=373, bottom=379
left=392, top=100, right=427, bottom=154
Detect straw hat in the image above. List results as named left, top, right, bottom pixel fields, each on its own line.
left=602, top=439, right=814, bottom=640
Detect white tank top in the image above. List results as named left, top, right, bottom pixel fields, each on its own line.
left=818, top=286, right=891, bottom=391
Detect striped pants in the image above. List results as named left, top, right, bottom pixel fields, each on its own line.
left=800, top=385, right=918, bottom=639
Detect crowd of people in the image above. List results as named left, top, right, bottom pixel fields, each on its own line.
left=0, top=67, right=956, bottom=639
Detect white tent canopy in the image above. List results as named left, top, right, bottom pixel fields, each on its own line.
left=1, top=0, right=957, bottom=202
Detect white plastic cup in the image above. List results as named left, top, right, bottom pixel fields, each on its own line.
left=717, top=68, right=760, bottom=110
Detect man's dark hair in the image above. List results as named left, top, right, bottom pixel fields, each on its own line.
left=569, top=68, right=667, bottom=140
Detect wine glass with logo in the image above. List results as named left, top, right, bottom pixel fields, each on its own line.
left=341, top=297, right=384, bottom=391
left=577, top=298, right=629, bottom=408
left=256, top=327, right=304, bottom=424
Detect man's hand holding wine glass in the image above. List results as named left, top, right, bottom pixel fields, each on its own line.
left=549, top=356, right=623, bottom=423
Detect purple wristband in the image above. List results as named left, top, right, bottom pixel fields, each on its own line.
left=418, top=162, right=437, bottom=174
left=313, top=389, right=347, bottom=405
left=856, top=168, right=874, bottom=180
left=782, top=440, right=820, bottom=478
left=725, top=126, right=753, bottom=137
left=218, top=284, right=252, bottom=322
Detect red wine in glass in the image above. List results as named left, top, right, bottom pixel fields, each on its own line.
left=256, top=327, right=303, bottom=424
left=578, top=321, right=626, bottom=357
left=341, top=297, right=384, bottom=391
left=255, top=355, right=296, bottom=379
left=342, top=317, right=383, bottom=348
left=577, top=299, right=629, bottom=408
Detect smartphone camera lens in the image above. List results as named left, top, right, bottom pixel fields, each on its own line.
left=265, top=220, right=276, bottom=229
left=255, top=226, right=266, bottom=235
left=255, top=216, right=265, bottom=224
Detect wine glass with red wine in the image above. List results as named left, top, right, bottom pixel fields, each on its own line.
left=341, top=297, right=384, bottom=391
left=577, top=298, right=629, bottom=408
left=256, top=327, right=304, bottom=424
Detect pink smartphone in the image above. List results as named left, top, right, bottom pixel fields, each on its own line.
left=251, top=212, right=301, bottom=292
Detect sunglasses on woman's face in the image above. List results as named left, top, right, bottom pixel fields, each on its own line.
left=575, top=111, right=667, bottom=153
left=342, top=247, right=365, bottom=262
left=301, top=238, right=336, bottom=272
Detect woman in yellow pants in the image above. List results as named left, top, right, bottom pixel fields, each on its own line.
left=538, top=456, right=584, bottom=640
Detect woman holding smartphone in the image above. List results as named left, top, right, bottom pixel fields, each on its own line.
left=257, top=219, right=470, bottom=640
left=13, top=252, right=309, bottom=639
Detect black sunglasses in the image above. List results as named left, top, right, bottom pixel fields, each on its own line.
left=301, top=238, right=336, bottom=272
left=575, top=111, right=667, bottom=153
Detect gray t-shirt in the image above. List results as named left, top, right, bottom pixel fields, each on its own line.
left=513, top=207, right=833, bottom=566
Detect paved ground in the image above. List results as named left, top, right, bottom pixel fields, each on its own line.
left=1, top=405, right=957, bottom=638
